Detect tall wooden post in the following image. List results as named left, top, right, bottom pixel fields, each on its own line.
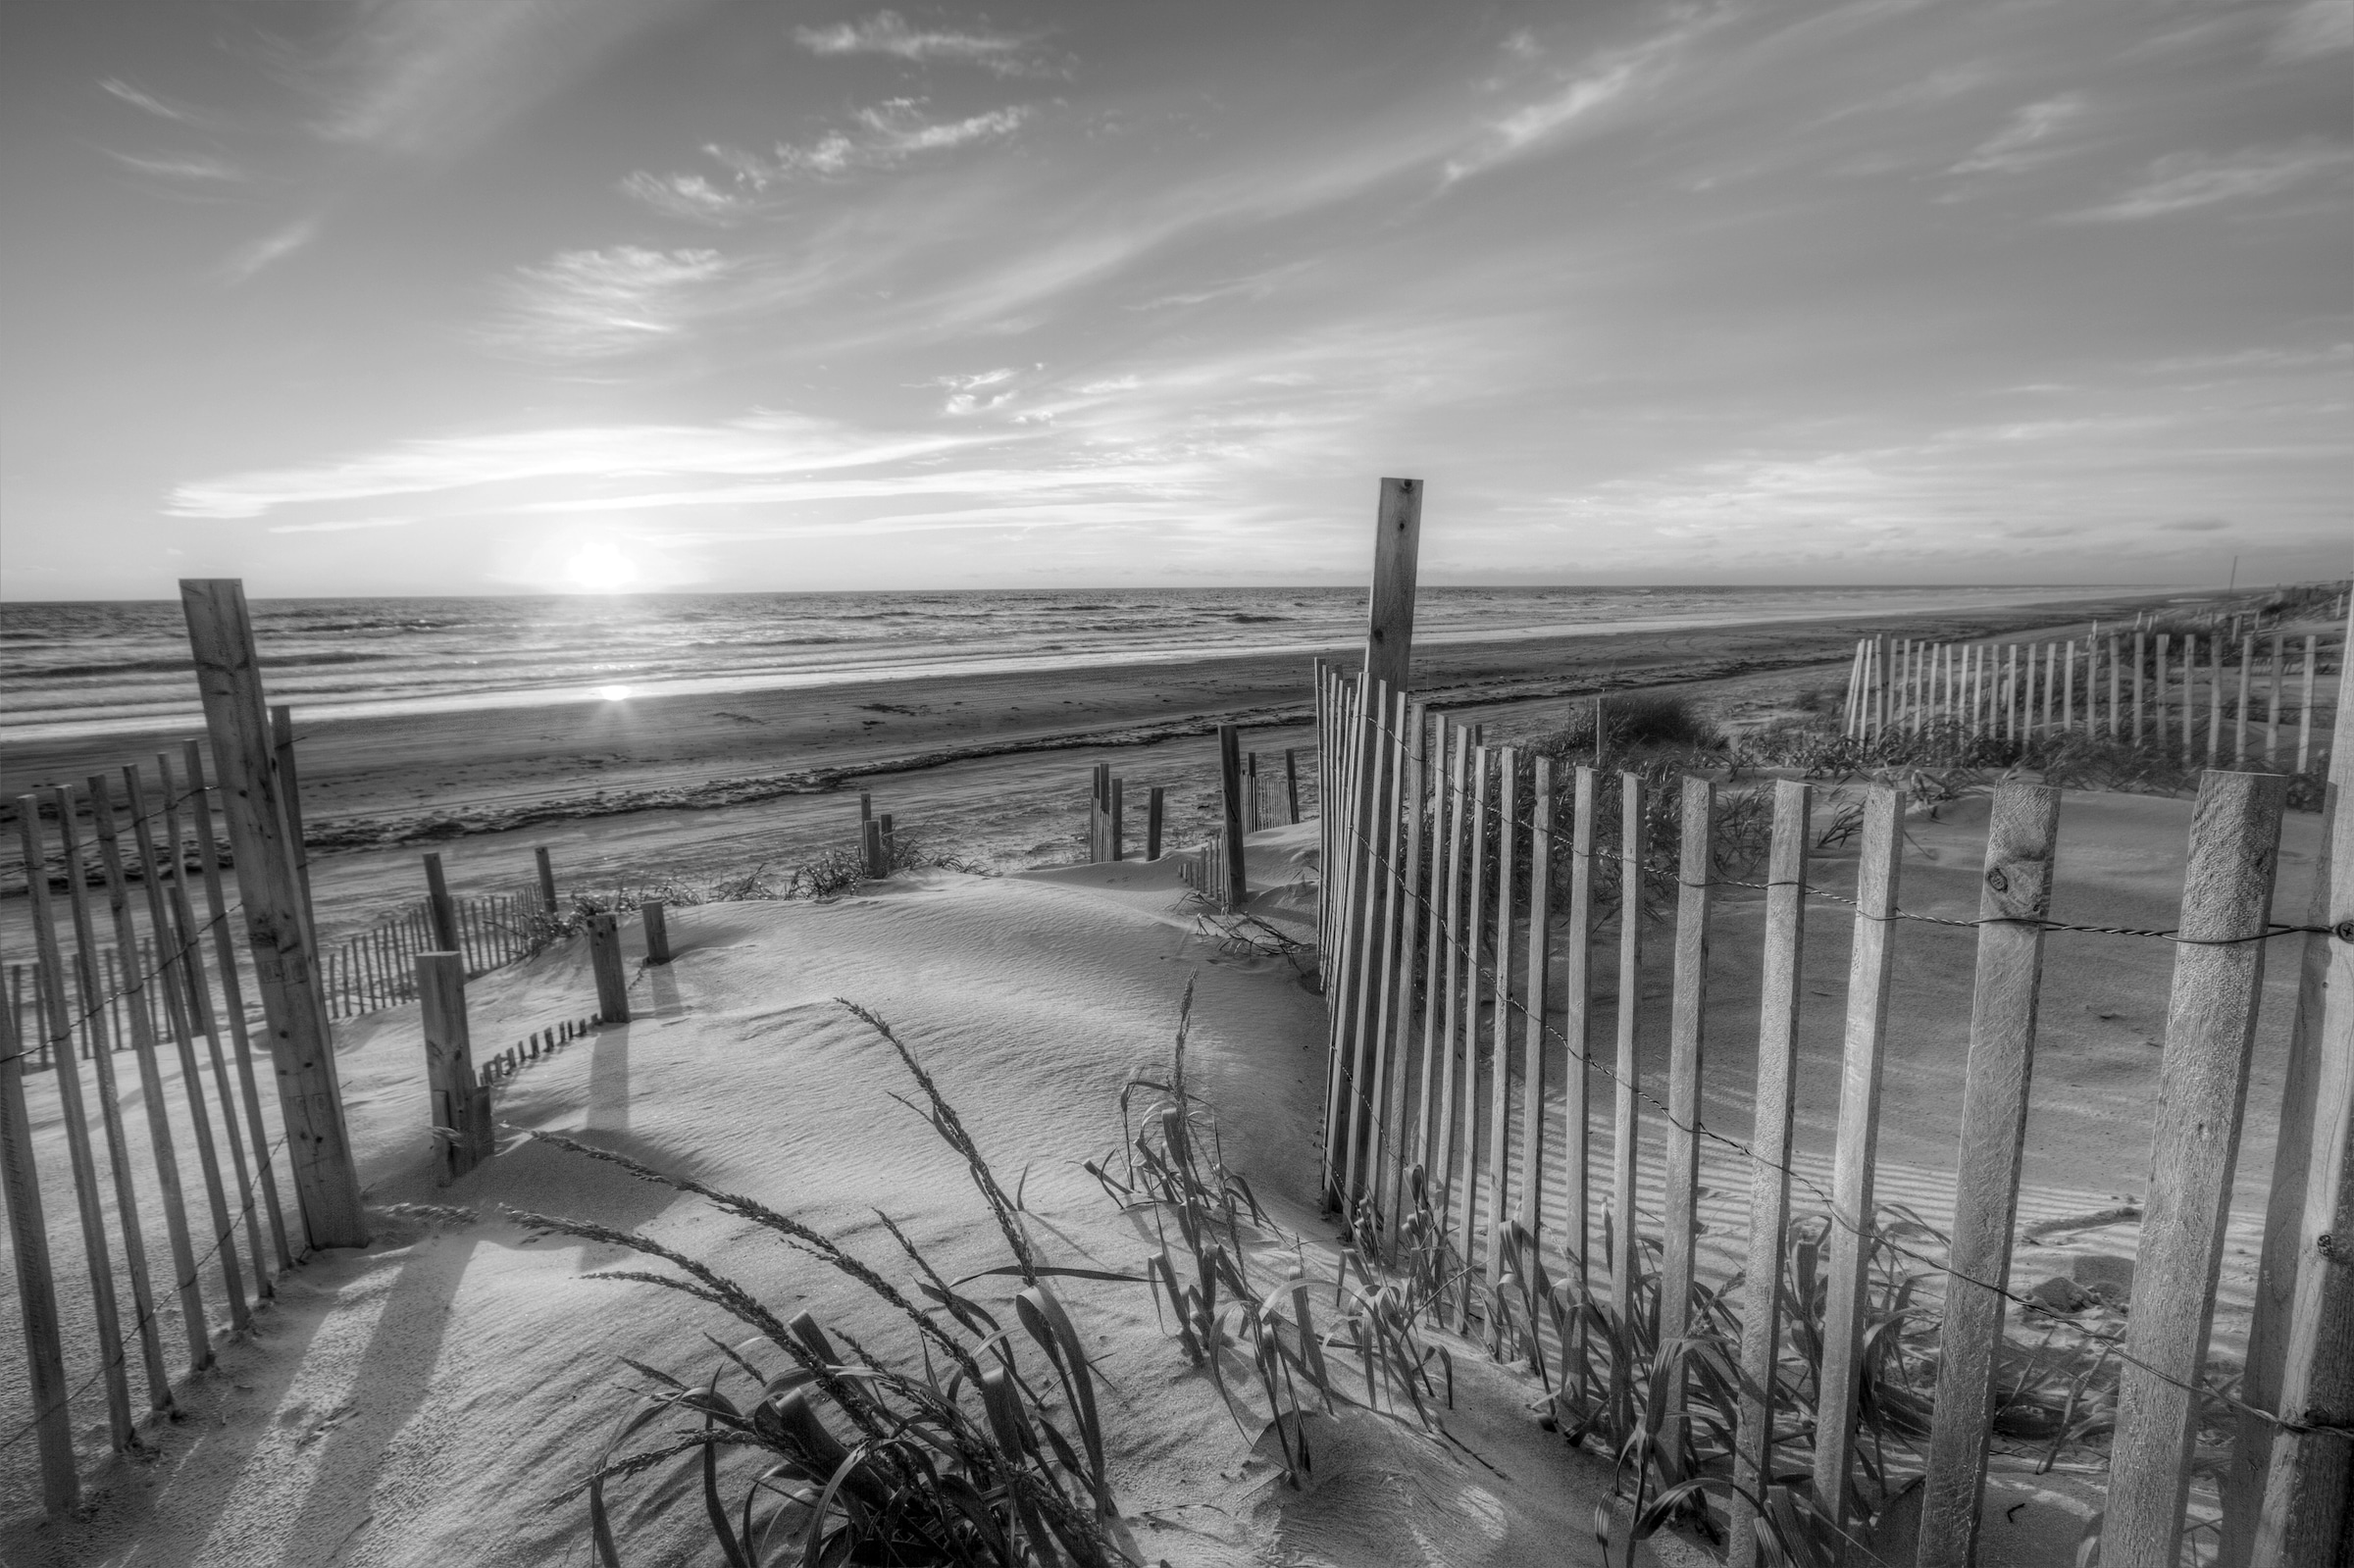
left=1918, top=783, right=2064, bottom=1568
left=417, top=952, right=490, bottom=1184
left=423, top=852, right=460, bottom=951
left=641, top=900, right=672, bottom=965
left=1285, top=748, right=1301, bottom=824
left=1109, top=779, right=1125, bottom=862
left=588, top=912, right=631, bottom=1023
left=535, top=846, right=559, bottom=914
left=2105, top=771, right=2285, bottom=1566
left=179, top=579, right=367, bottom=1250
left=1146, top=785, right=1164, bottom=861
left=1217, top=726, right=1248, bottom=912
left=2249, top=598, right=2354, bottom=1568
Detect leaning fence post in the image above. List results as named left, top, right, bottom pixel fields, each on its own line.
left=2249, top=598, right=2354, bottom=1568
left=642, top=900, right=672, bottom=965
left=0, top=988, right=77, bottom=1514
left=1286, top=747, right=1301, bottom=824
left=1918, top=781, right=2065, bottom=1568
left=417, top=952, right=490, bottom=1184
left=180, top=580, right=367, bottom=1250
left=1217, top=724, right=1249, bottom=913
left=269, top=704, right=320, bottom=947
left=588, top=912, right=631, bottom=1024
left=2104, top=771, right=2287, bottom=1565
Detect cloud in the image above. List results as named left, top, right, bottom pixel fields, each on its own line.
left=265, top=516, right=419, bottom=534
left=99, top=77, right=198, bottom=124
left=482, top=245, right=736, bottom=358
left=166, top=413, right=995, bottom=520
left=1444, top=15, right=1711, bottom=182
left=2073, top=141, right=2353, bottom=219
left=791, top=11, right=1052, bottom=76
left=2272, top=0, right=2353, bottom=60
left=1950, top=96, right=2085, bottom=175
left=930, top=366, right=1025, bottom=415
left=624, top=102, right=1032, bottom=218
left=222, top=216, right=321, bottom=282
left=2160, top=518, right=2229, bottom=531
left=309, top=0, right=702, bottom=157
left=105, top=150, right=248, bottom=181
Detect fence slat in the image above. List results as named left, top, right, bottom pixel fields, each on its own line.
left=2104, top=771, right=2286, bottom=1564
left=1918, top=782, right=2065, bottom=1568
left=88, top=772, right=210, bottom=1375
left=1414, top=720, right=1461, bottom=1238
left=0, top=969, right=78, bottom=1512
left=1456, top=744, right=1493, bottom=1323
left=125, top=766, right=248, bottom=1335
left=1342, top=686, right=1405, bottom=1221
left=182, top=743, right=294, bottom=1273
left=1811, top=784, right=1902, bottom=1540
left=54, top=786, right=176, bottom=1410
left=1484, top=745, right=1518, bottom=1299
left=1317, top=684, right=1369, bottom=1207
left=1379, top=701, right=1428, bottom=1248
left=1607, top=770, right=1645, bottom=1415
left=1659, top=776, right=1714, bottom=1443
left=1560, top=765, right=1598, bottom=1406
left=2250, top=604, right=2354, bottom=1568
left=1725, top=780, right=1813, bottom=1568
left=1518, top=754, right=1555, bottom=1241
left=17, top=801, right=135, bottom=1447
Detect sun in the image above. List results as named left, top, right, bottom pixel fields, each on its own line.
left=562, top=542, right=639, bottom=593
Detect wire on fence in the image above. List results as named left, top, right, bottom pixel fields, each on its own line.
left=1316, top=749, right=2353, bottom=1445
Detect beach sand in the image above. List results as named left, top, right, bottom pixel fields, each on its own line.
left=0, top=786, right=2327, bottom=1565
left=0, top=588, right=2189, bottom=954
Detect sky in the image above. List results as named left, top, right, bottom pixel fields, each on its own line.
left=1, top=0, right=2347, bottom=599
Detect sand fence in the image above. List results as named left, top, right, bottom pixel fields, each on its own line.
left=1313, top=485, right=2350, bottom=1565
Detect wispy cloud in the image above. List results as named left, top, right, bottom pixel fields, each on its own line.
left=623, top=101, right=1032, bottom=221
left=2272, top=0, right=2354, bottom=60
left=1950, top=96, right=2086, bottom=175
left=482, top=245, right=736, bottom=359
left=792, top=11, right=1054, bottom=76
left=1444, top=16, right=1709, bottom=183
left=265, top=516, right=419, bottom=534
left=929, top=366, right=1024, bottom=415
left=166, top=414, right=993, bottom=520
left=98, top=77, right=199, bottom=124
left=2073, top=141, right=2353, bottom=219
left=105, top=150, right=249, bottom=182
left=222, top=216, right=321, bottom=282
left=617, top=169, right=766, bottom=223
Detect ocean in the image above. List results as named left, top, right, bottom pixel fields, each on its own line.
left=0, top=583, right=2140, bottom=742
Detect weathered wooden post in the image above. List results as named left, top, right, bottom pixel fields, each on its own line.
left=535, top=846, right=559, bottom=913
left=2246, top=598, right=2354, bottom=1568
left=1918, top=782, right=2064, bottom=1568
left=642, top=899, right=672, bottom=965
left=1109, top=780, right=1124, bottom=861
left=862, top=818, right=885, bottom=879
left=423, top=852, right=460, bottom=951
left=0, top=988, right=77, bottom=1513
left=416, top=952, right=490, bottom=1183
left=879, top=812, right=896, bottom=867
left=179, top=579, right=368, bottom=1251
left=2104, top=770, right=2286, bottom=1566
left=1217, top=725, right=1248, bottom=912
left=588, top=912, right=631, bottom=1023
left=1285, top=747, right=1301, bottom=824
left=1147, top=785, right=1164, bottom=861
left=1244, top=752, right=1261, bottom=835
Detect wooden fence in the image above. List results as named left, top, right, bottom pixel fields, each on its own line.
left=1310, top=496, right=2348, bottom=1564
left=319, top=884, right=546, bottom=1020
left=1842, top=626, right=2338, bottom=775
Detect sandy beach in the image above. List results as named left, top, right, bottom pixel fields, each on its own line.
left=1, top=587, right=2190, bottom=954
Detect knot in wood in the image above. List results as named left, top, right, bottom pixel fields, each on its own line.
left=1984, top=868, right=2009, bottom=894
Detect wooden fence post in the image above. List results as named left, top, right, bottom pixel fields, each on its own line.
left=1286, top=747, right=1301, bottom=825
left=0, top=986, right=77, bottom=1513
left=416, top=953, right=486, bottom=1184
left=14, top=800, right=134, bottom=1446
left=1608, top=770, right=1645, bottom=1417
left=179, top=580, right=368, bottom=1250
left=536, top=846, right=559, bottom=913
left=1109, top=780, right=1125, bottom=862
left=588, top=912, right=631, bottom=1023
left=1918, top=782, right=2065, bottom=1568
left=862, top=819, right=885, bottom=879
left=2105, top=772, right=2287, bottom=1565
left=1218, top=724, right=1249, bottom=913
left=1147, top=786, right=1164, bottom=861
left=1659, top=775, right=1715, bottom=1441
left=424, top=852, right=460, bottom=950
left=2296, top=633, right=2316, bottom=773
left=642, top=900, right=672, bottom=965
left=269, top=705, right=319, bottom=947
left=2249, top=603, right=2354, bottom=1567
left=1811, top=784, right=1903, bottom=1542
left=1726, top=779, right=1813, bottom=1568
